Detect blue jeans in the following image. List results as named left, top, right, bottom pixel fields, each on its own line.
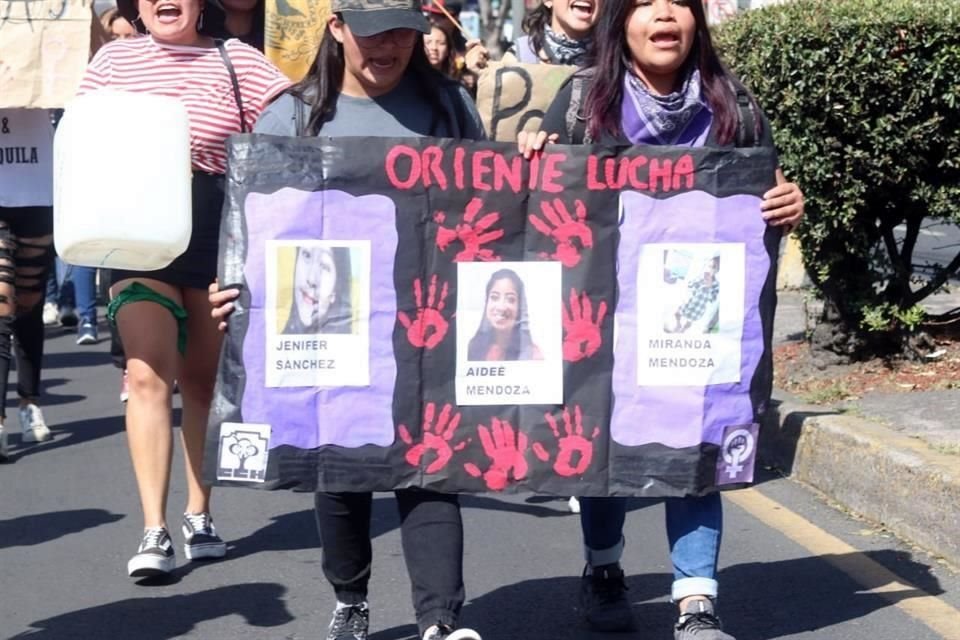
left=580, top=493, right=722, bottom=601
left=54, top=260, right=97, bottom=324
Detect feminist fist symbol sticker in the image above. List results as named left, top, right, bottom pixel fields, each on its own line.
left=398, top=402, right=470, bottom=474
left=464, top=418, right=529, bottom=491
left=435, top=197, right=504, bottom=262
left=563, top=289, right=608, bottom=362
left=533, top=406, right=600, bottom=477
left=529, top=199, right=593, bottom=268
left=398, top=275, right=451, bottom=349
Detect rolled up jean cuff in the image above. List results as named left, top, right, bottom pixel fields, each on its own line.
left=584, top=536, right=625, bottom=567
left=672, top=577, right=718, bottom=602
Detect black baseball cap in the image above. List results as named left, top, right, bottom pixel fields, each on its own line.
left=333, top=0, right=430, bottom=37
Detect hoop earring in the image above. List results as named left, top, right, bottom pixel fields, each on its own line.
left=196, top=10, right=204, bottom=31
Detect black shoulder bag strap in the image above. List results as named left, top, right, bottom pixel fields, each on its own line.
left=566, top=74, right=590, bottom=144
left=734, top=85, right=758, bottom=148
left=216, top=40, right=249, bottom=134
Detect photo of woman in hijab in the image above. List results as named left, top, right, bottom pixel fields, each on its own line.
left=282, top=245, right=353, bottom=335
left=467, top=268, right=543, bottom=361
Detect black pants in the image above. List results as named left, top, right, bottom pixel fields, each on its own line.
left=314, top=490, right=465, bottom=634
left=0, top=207, right=54, bottom=417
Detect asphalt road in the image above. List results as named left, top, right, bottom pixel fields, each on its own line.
left=2, top=325, right=959, bottom=640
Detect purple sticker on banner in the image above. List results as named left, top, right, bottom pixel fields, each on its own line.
left=241, top=188, right=398, bottom=450
left=611, top=190, right=770, bottom=449
left=716, top=423, right=760, bottom=485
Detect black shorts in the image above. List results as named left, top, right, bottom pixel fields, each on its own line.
left=111, top=171, right=225, bottom=291
left=0, top=205, right=54, bottom=238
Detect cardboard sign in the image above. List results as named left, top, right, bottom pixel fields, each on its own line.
left=0, top=0, right=97, bottom=109
left=475, top=62, right=576, bottom=142
left=265, top=0, right=331, bottom=81
left=204, top=136, right=781, bottom=497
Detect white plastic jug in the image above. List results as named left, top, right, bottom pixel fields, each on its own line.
left=54, top=91, right=192, bottom=270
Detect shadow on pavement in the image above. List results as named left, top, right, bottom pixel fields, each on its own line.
left=374, top=548, right=943, bottom=640
left=0, top=509, right=124, bottom=550
left=42, top=350, right=115, bottom=370
left=758, top=399, right=841, bottom=477
left=462, top=495, right=659, bottom=518
left=8, top=415, right=124, bottom=460
left=13, top=583, right=293, bottom=640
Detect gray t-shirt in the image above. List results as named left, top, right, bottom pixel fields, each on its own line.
left=254, top=75, right=485, bottom=140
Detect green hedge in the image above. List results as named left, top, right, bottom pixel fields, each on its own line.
left=716, top=0, right=960, bottom=356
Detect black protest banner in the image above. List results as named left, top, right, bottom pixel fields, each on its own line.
left=203, top=136, right=781, bottom=497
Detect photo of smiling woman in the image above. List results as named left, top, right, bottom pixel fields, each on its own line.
left=281, top=245, right=353, bottom=335
left=467, top=268, right=543, bottom=362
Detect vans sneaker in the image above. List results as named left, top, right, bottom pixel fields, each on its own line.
left=674, top=598, right=735, bottom=640
left=182, top=512, right=227, bottom=560
left=326, top=602, right=369, bottom=640
left=580, top=562, right=636, bottom=632
left=19, top=403, right=51, bottom=443
left=128, top=527, right=175, bottom=577
left=422, top=624, right=482, bottom=640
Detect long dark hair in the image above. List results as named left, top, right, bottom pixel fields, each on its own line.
left=467, top=269, right=538, bottom=361
left=522, top=3, right=552, bottom=62
left=289, top=15, right=462, bottom=136
left=284, top=246, right=353, bottom=335
left=581, top=0, right=747, bottom=144
left=427, top=18, right=460, bottom=78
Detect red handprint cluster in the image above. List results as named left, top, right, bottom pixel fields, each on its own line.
left=563, top=289, right=608, bottom=362
left=397, top=274, right=451, bottom=349
left=435, top=197, right=504, bottom=262
left=529, top=198, right=593, bottom=268
left=464, top=418, right=529, bottom=491
left=398, top=402, right=470, bottom=474
left=533, top=406, right=600, bottom=477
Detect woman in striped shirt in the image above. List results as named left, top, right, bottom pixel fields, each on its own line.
left=77, top=0, right=290, bottom=579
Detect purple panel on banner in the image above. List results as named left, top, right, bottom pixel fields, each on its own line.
left=611, top=190, right=769, bottom=449
left=242, top=188, right=398, bottom=449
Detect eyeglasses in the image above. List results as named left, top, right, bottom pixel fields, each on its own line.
left=354, top=28, right=419, bottom=49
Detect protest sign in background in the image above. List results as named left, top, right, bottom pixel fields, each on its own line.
left=0, top=0, right=97, bottom=108
left=204, top=136, right=780, bottom=497
left=475, top=62, right=575, bottom=142
left=265, top=0, right=330, bottom=81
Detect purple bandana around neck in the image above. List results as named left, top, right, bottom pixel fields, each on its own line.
left=621, top=67, right=712, bottom=147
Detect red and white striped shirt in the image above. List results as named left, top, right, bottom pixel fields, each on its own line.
left=78, top=37, right=291, bottom=174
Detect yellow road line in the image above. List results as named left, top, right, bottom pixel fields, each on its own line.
left=727, top=488, right=960, bottom=640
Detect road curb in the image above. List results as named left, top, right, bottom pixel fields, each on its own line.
left=760, top=395, right=960, bottom=569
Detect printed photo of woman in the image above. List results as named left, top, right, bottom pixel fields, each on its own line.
left=282, top=245, right=354, bottom=335
left=467, top=268, right=543, bottom=361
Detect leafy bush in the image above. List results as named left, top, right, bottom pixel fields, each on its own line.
left=716, top=0, right=960, bottom=358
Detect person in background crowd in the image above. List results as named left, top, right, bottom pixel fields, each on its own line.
left=100, top=6, right=139, bottom=39
left=210, top=0, right=485, bottom=637
left=518, top=0, right=804, bottom=637
left=213, top=0, right=266, bottom=50
left=424, top=18, right=461, bottom=79
left=0, top=108, right=57, bottom=462
left=464, top=0, right=599, bottom=72
left=78, top=0, right=290, bottom=578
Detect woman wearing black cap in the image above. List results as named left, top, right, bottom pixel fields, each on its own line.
left=77, top=0, right=290, bottom=579
left=209, top=0, right=484, bottom=638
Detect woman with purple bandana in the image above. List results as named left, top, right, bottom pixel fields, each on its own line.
left=519, top=0, right=804, bottom=638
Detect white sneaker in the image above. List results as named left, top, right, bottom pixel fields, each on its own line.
left=19, top=404, right=51, bottom=443
left=568, top=496, right=581, bottom=513
left=128, top=527, right=176, bottom=577
left=42, top=302, right=59, bottom=326
left=422, top=625, right=481, bottom=640
left=0, top=423, right=9, bottom=462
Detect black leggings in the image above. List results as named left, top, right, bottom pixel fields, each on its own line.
left=0, top=208, right=55, bottom=418
left=314, top=490, right=465, bottom=635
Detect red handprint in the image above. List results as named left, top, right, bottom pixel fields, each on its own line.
left=529, top=199, right=593, bottom=268
left=533, top=406, right=600, bottom=477
left=398, top=402, right=469, bottom=474
left=464, top=418, right=529, bottom=491
left=435, top=197, right=504, bottom=262
left=397, top=275, right=450, bottom=349
left=563, top=289, right=608, bottom=362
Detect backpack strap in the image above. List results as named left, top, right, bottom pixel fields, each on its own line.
left=566, top=73, right=591, bottom=144
left=733, top=84, right=758, bottom=148
left=215, top=40, right=248, bottom=133
left=294, top=96, right=307, bottom=136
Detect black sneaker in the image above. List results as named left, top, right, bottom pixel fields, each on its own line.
left=128, top=527, right=175, bottom=577
left=421, top=624, right=482, bottom=640
left=674, top=598, right=735, bottom=640
left=580, top=563, right=636, bottom=631
left=326, top=603, right=369, bottom=640
left=182, top=512, right=227, bottom=560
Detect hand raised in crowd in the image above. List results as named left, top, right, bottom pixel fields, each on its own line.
left=464, top=39, right=490, bottom=73
left=208, top=279, right=240, bottom=332
left=517, top=130, right=560, bottom=159
left=762, top=169, right=805, bottom=231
